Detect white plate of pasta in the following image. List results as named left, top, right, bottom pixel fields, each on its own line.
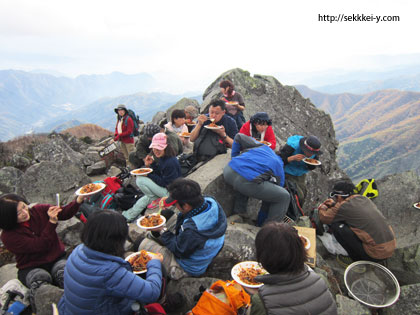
left=231, top=261, right=268, bottom=288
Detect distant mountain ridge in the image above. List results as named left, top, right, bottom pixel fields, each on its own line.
left=296, top=85, right=420, bottom=181
left=0, top=69, right=199, bottom=141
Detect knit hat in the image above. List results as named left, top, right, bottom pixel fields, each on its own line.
left=114, top=104, right=128, bottom=114
left=144, top=124, right=161, bottom=138
left=250, top=112, right=272, bottom=125
left=299, top=135, right=322, bottom=155
left=184, top=106, right=199, bottom=119
left=149, top=133, right=168, bottom=150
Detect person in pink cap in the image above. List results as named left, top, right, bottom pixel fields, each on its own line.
left=122, top=133, right=182, bottom=222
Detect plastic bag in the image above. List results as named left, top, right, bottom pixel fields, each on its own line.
left=317, top=232, right=349, bottom=256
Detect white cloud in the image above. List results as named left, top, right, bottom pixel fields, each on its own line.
left=0, top=0, right=419, bottom=92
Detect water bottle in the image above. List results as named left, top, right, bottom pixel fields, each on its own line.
left=6, top=301, right=26, bottom=315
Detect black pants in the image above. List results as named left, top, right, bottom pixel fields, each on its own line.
left=330, top=222, right=381, bottom=262
left=18, top=253, right=65, bottom=287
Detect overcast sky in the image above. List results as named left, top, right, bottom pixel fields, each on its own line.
left=0, top=0, right=419, bottom=93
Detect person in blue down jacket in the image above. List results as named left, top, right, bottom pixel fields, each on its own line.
left=58, top=210, right=163, bottom=315
left=139, top=178, right=227, bottom=280
left=223, top=133, right=290, bottom=225
left=279, top=134, right=322, bottom=206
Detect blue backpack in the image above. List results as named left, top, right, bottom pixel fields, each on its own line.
left=124, top=109, right=140, bottom=137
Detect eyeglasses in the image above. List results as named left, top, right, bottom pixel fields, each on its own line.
left=329, top=191, right=350, bottom=198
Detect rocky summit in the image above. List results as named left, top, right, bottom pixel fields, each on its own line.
left=1, top=68, right=420, bottom=314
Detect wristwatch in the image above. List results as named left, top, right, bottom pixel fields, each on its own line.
left=159, top=227, right=168, bottom=236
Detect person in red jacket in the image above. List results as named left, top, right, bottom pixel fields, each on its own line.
left=239, top=112, right=276, bottom=150
left=114, top=104, right=135, bottom=167
left=0, top=193, right=86, bottom=311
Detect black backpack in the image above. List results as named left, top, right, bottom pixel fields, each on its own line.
left=125, top=109, right=140, bottom=137
left=114, top=184, right=144, bottom=210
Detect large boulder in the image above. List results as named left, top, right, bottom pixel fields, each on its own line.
left=373, top=171, right=420, bottom=248
left=201, top=68, right=347, bottom=213
left=18, top=160, right=91, bottom=204
left=32, top=134, right=84, bottom=166
left=205, top=223, right=259, bottom=279
left=185, top=152, right=260, bottom=221
left=186, top=152, right=234, bottom=217
left=57, top=217, right=84, bottom=247
left=0, top=166, right=23, bottom=195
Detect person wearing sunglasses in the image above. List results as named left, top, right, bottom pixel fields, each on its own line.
left=318, top=180, right=396, bottom=267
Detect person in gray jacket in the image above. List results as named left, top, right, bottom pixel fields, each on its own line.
left=248, top=222, right=337, bottom=315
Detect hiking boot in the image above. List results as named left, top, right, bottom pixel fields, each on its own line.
left=51, top=259, right=66, bottom=288
left=26, top=268, right=52, bottom=313
left=336, top=254, right=354, bottom=268
left=162, top=292, right=185, bottom=312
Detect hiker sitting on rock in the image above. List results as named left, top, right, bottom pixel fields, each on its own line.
left=58, top=210, right=163, bottom=314
left=122, top=133, right=181, bottom=222
left=318, top=180, right=396, bottom=267
left=164, top=109, right=190, bottom=148
left=219, top=79, right=246, bottom=129
left=129, top=123, right=183, bottom=169
left=247, top=222, right=337, bottom=315
left=0, top=193, right=86, bottom=311
left=114, top=104, right=135, bottom=167
left=223, top=133, right=290, bottom=225
left=139, top=178, right=227, bottom=280
left=239, top=112, right=276, bottom=150
left=279, top=134, right=322, bottom=206
left=190, top=100, right=238, bottom=162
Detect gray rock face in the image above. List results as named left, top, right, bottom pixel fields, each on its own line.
left=11, top=154, right=31, bottom=169
left=0, top=166, right=23, bottom=195
left=205, top=223, right=259, bottom=279
left=373, top=171, right=420, bottom=248
left=18, top=160, right=90, bottom=204
left=57, top=217, right=84, bottom=247
left=86, top=160, right=107, bottom=176
left=151, top=111, right=166, bottom=126
left=335, top=294, right=371, bottom=315
left=381, top=283, right=420, bottom=315
left=0, top=264, right=18, bottom=288
left=187, top=152, right=234, bottom=216
left=201, top=68, right=347, bottom=213
left=34, top=284, right=63, bottom=315
left=32, top=134, right=84, bottom=166
left=387, top=243, right=420, bottom=285
left=166, top=277, right=219, bottom=314
left=82, top=149, right=102, bottom=166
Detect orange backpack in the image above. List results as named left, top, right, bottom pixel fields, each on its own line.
left=191, top=280, right=251, bottom=315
